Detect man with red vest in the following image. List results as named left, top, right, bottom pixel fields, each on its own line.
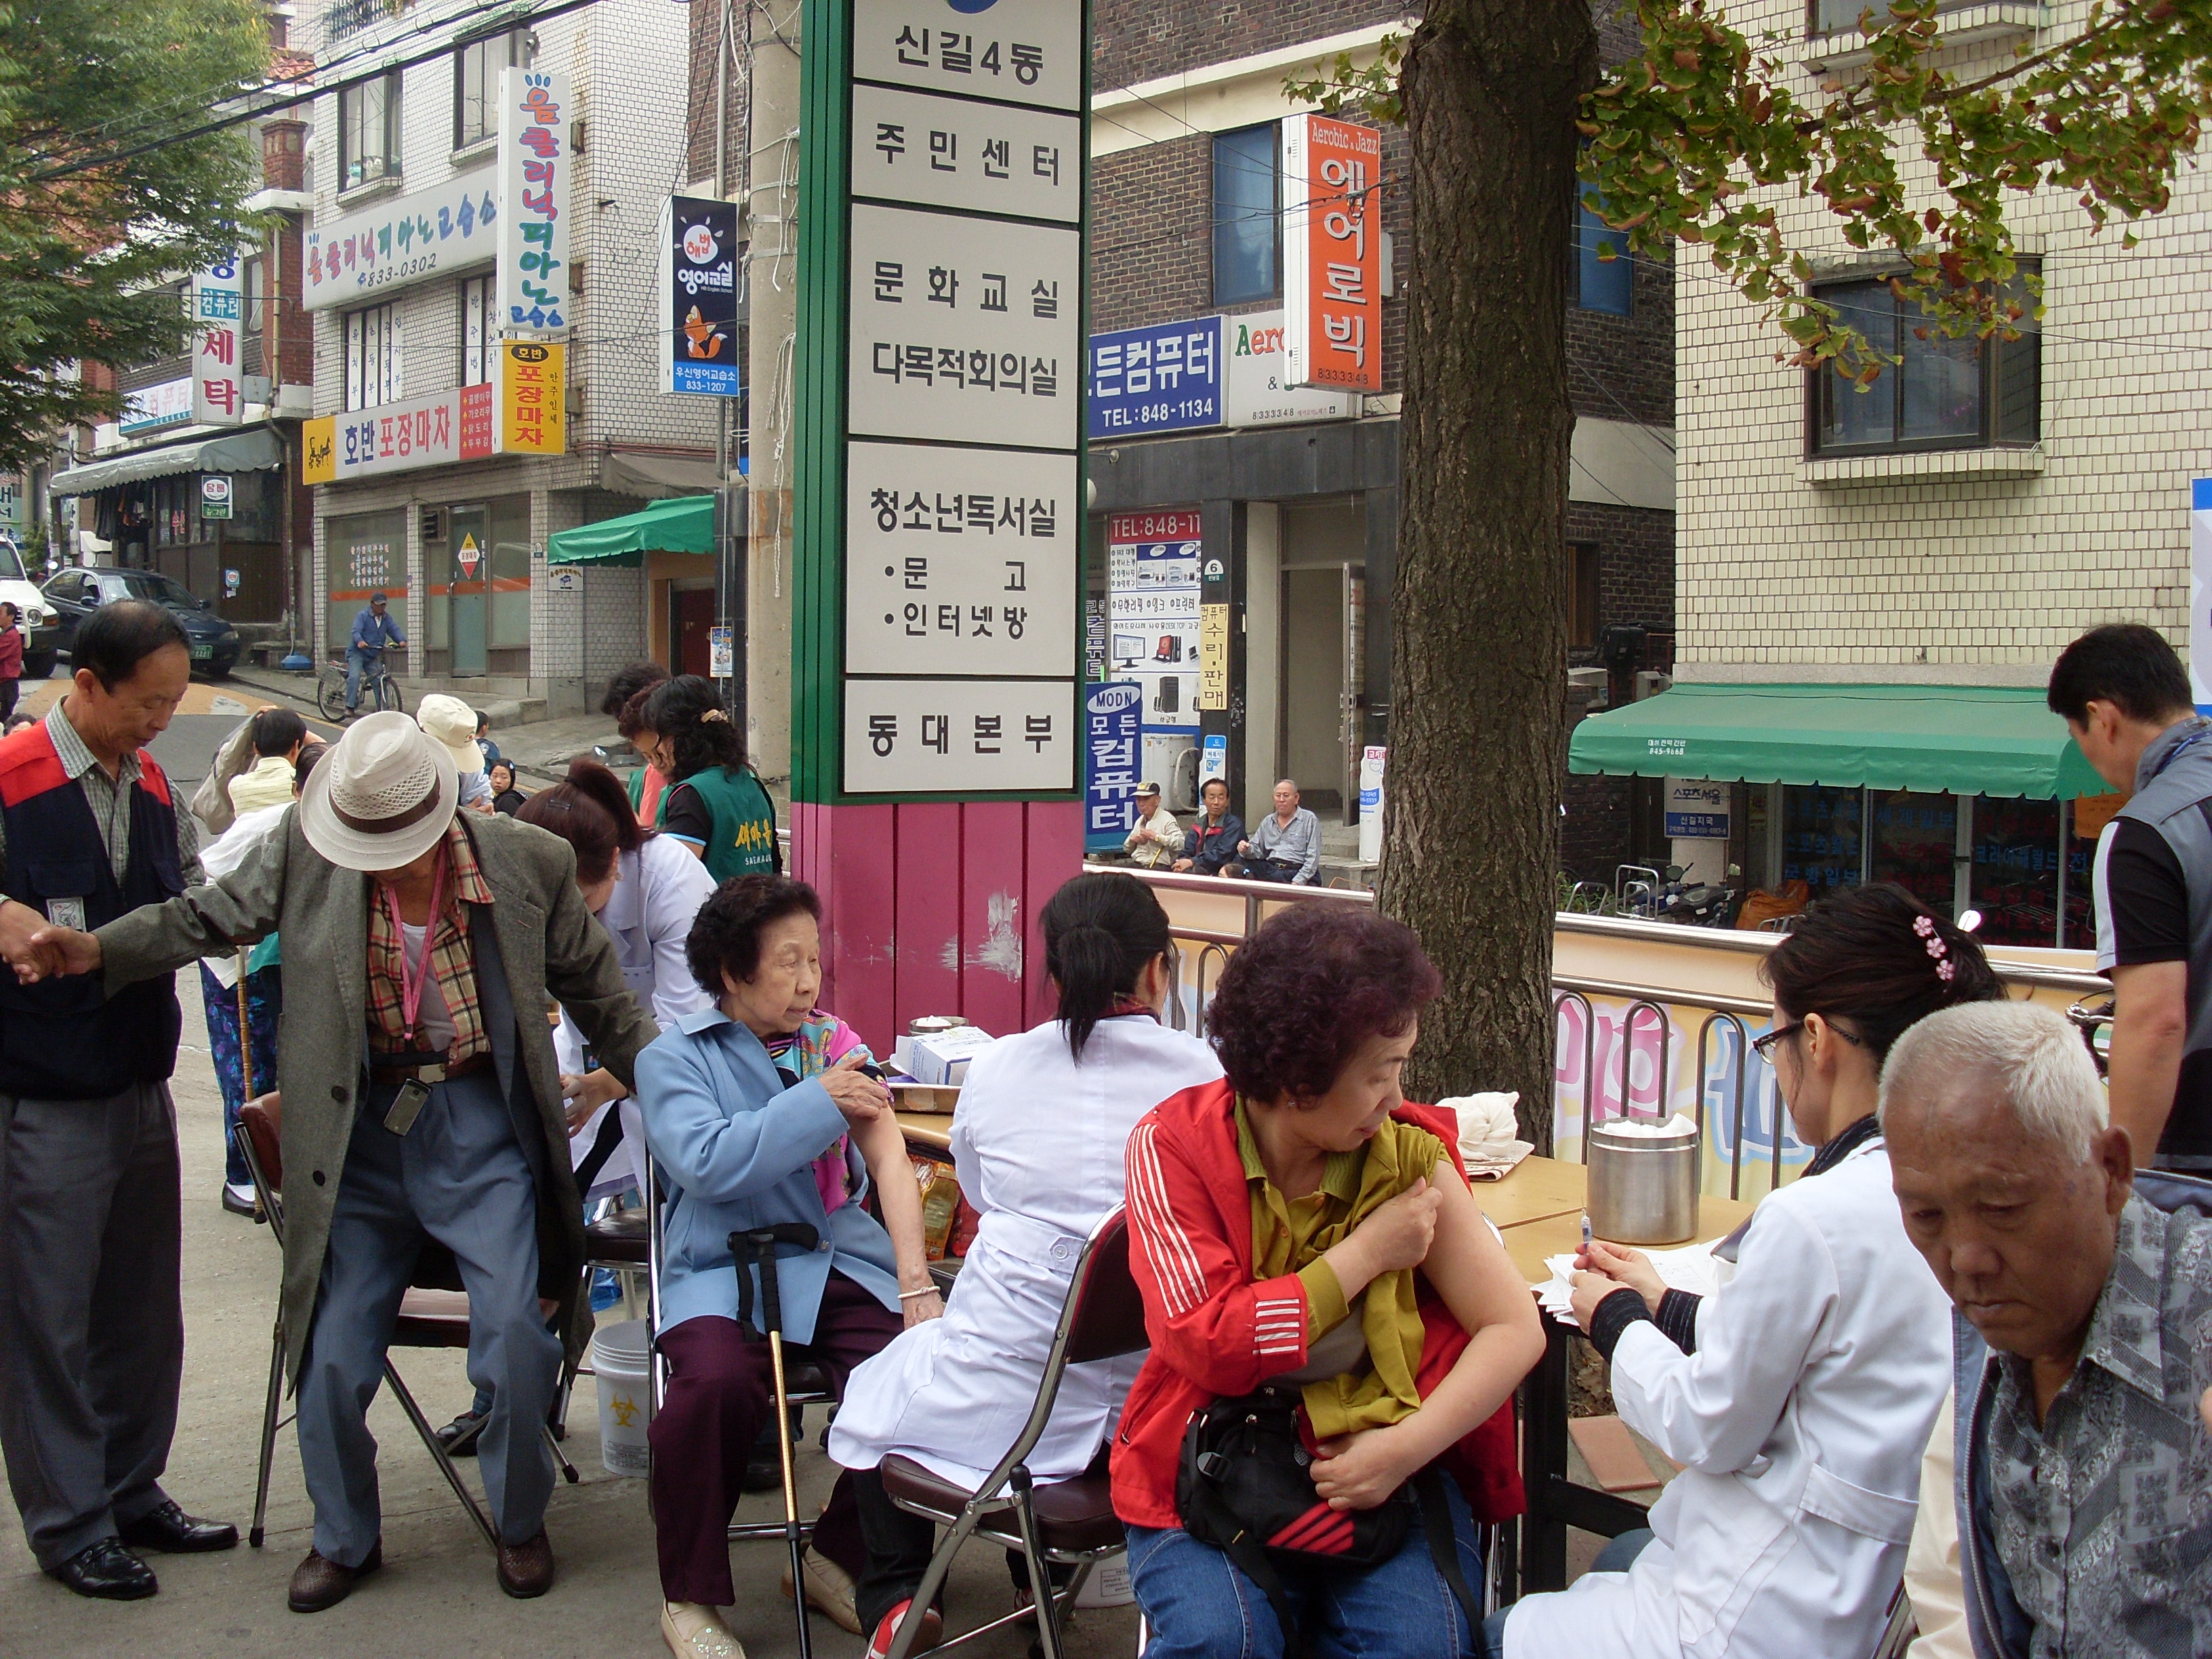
left=0, top=600, right=238, bottom=1599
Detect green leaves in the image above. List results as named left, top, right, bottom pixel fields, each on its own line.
left=0, top=0, right=266, bottom=469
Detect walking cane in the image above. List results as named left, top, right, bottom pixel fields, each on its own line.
left=236, top=949, right=254, bottom=1101
left=731, top=1222, right=821, bottom=1659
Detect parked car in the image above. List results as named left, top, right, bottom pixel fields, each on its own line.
left=0, top=539, right=61, bottom=680
left=41, top=566, right=241, bottom=679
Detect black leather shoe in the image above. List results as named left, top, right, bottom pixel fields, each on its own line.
left=119, top=1500, right=239, bottom=1554
left=47, top=1537, right=158, bottom=1600
left=434, top=1410, right=487, bottom=1457
left=289, top=1542, right=381, bottom=1613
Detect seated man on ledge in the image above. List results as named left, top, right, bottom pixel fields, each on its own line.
left=1233, top=777, right=1321, bottom=885
left=1883, top=1000, right=2212, bottom=1659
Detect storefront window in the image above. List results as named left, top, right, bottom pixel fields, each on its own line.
left=1870, top=790, right=1957, bottom=918
left=1742, top=783, right=1773, bottom=893
left=489, top=493, right=532, bottom=647
left=1782, top=786, right=1863, bottom=893
left=1971, top=796, right=2061, bottom=947
left=326, top=509, right=409, bottom=653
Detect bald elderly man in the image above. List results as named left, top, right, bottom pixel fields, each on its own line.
left=1882, top=1002, right=2212, bottom=1659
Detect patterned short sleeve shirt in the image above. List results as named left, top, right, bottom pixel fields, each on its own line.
left=1986, top=1195, right=2212, bottom=1658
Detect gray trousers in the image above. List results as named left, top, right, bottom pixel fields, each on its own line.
left=0, top=1082, right=184, bottom=1568
left=296, top=1070, right=558, bottom=1567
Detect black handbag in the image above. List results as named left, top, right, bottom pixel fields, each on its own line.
left=1176, top=1386, right=1480, bottom=1654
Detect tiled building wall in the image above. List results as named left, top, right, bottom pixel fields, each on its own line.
left=1092, top=0, right=1412, bottom=89
left=1677, top=0, right=2198, bottom=678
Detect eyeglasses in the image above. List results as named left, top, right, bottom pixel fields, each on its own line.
left=1752, top=1020, right=1864, bottom=1061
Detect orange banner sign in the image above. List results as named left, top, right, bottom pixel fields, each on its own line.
left=1282, top=115, right=1382, bottom=394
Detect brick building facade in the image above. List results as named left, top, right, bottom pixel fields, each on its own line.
left=1086, top=0, right=1675, bottom=874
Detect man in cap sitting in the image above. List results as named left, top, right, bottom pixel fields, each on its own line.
left=5, top=712, right=659, bottom=1612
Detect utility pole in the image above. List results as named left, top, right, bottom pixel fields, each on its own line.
left=743, top=0, right=802, bottom=787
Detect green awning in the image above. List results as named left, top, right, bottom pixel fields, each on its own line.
left=1568, top=682, right=2112, bottom=800
left=544, top=495, right=716, bottom=567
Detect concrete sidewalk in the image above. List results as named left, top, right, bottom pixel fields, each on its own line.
left=0, top=970, right=1133, bottom=1659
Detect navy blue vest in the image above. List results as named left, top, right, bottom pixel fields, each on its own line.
left=0, top=724, right=185, bottom=1099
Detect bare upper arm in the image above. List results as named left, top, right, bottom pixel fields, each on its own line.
left=1421, top=1170, right=1542, bottom=1349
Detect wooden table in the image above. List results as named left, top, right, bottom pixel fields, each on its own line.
left=895, top=1110, right=954, bottom=1154
left=1492, top=1155, right=1758, bottom=1597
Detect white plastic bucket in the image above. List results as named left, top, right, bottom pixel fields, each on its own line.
left=1075, top=1552, right=1135, bottom=1608
left=592, top=1319, right=654, bottom=1476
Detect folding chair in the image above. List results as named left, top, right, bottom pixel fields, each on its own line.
left=637, top=1158, right=835, bottom=1546
left=233, top=1097, right=579, bottom=1553
left=877, top=1206, right=1144, bottom=1659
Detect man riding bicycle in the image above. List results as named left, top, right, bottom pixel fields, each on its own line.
left=346, top=590, right=407, bottom=716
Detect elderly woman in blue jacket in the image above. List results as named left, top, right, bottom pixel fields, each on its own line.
left=636, top=874, right=940, bottom=1659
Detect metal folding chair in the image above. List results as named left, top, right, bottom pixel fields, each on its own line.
left=233, top=1097, right=578, bottom=1553
left=877, top=1206, right=1145, bottom=1659
left=638, top=1158, right=835, bottom=1546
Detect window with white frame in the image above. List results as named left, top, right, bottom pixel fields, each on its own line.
left=339, top=73, right=399, bottom=190
left=454, top=30, right=526, bottom=150
left=460, top=274, right=495, bottom=384
left=344, top=302, right=402, bottom=411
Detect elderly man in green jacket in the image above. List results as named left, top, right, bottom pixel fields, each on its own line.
left=11, top=712, right=658, bottom=1613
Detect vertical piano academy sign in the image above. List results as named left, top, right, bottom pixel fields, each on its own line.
left=1281, top=114, right=1382, bottom=394
left=797, top=0, right=1086, bottom=800
left=497, top=67, right=571, bottom=331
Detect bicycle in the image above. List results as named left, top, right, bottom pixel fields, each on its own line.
left=318, top=651, right=406, bottom=722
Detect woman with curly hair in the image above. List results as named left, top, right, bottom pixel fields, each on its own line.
left=1499, top=884, right=2003, bottom=1659
left=638, top=674, right=779, bottom=882
left=1113, top=905, right=1543, bottom=1659
left=636, top=876, right=937, bottom=1659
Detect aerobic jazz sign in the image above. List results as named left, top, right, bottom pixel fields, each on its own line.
left=801, top=0, right=1086, bottom=800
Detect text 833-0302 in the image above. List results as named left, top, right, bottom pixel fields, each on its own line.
left=1096, top=396, right=1218, bottom=432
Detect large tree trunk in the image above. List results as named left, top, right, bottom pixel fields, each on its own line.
left=1378, top=0, right=1595, bottom=1147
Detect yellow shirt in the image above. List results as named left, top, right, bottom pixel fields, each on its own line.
left=1235, top=1100, right=1443, bottom=1440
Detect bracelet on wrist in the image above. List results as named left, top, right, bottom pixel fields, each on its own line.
left=898, top=1284, right=940, bottom=1300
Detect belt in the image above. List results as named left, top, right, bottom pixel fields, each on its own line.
left=369, top=1052, right=491, bottom=1086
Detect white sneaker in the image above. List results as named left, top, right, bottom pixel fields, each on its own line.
left=662, top=1601, right=745, bottom=1659
left=781, top=1547, right=863, bottom=1634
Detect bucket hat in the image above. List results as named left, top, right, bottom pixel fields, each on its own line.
left=298, top=711, right=459, bottom=871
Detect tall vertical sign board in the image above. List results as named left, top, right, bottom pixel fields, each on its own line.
left=2193, top=478, right=2212, bottom=713
left=497, top=68, right=571, bottom=332
left=660, top=196, right=744, bottom=396
left=190, top=253, right=245, bottom=426
left=792, top=0, right=1088, bottom=1040
left=1281, top=115, right=1382, bottom=394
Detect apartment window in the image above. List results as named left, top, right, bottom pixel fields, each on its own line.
left=455, top=30, right=525, bottom=150
left=1812, top=0, right=1973, bottom=32
left=339, top=73, right=399, bottom=190
left=344, top=302, right=402, bottom=411
left=1574, top=192, right=1633, bottom=316
left=1809, top=270, right=2039, bottom=456
left=460, top=274, right=495, bottom=385
left=1565, top=542, right=1601, bottom=649
left=1212, top=123, right=1281, bottom=306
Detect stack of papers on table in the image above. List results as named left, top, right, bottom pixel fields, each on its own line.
left=1537, top=1241, right=1724, bottom=1330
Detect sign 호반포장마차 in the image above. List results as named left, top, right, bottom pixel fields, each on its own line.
left=1088, top=317, right=1221, bottom=438
left=497, top=68, right=571, bottom=332
left=661, top=196, right=743, bottom=397
left=1282, top=115, right=1382, bottom=393
left=497, top=340, right=566, bottom=453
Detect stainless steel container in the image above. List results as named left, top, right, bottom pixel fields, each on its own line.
left=908, top=1015, right=969, bottom=1036
left=1586, top=1118, right=1700, bottom=1245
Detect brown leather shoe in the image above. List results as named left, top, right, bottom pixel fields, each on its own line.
left=496, top=1530, right=554, bottom=1599
left=288, top=1542, right=381, bottom=1613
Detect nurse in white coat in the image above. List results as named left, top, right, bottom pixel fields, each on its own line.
left=1492, top=885, right=2000, bottom=1659
left=828, top=872, right=1222, bottom=1656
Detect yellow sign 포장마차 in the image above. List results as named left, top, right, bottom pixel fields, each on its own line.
left=498, top=339, right=566, bottom=455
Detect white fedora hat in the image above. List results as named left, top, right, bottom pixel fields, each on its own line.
left=299, top=711, right=460, bottom=871
left=416, top=693, right=483, bottom=775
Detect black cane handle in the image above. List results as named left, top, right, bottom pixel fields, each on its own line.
left=728, top=1223, right=821, bottom=1340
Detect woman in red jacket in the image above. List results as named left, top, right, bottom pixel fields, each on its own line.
left=1114, top=905, right=1543, bottom=1659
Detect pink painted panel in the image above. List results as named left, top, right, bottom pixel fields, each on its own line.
left=957, top=803, right=1028, bottom=1036
left=1021, top=800, right=1084, bottom=1029
left=814, top=803, right=899, bottom=1052
left=893, top=802, right=964, bottom=1032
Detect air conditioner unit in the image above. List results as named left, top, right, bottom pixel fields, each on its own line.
left=422, top=508, right=445, bottom=543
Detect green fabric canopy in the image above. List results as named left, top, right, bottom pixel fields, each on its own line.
left=1568, top=682, right=2111, bottom=800
left=544, top=495, right=716, bottom=567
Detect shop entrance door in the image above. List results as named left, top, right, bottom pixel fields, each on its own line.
left=449, top=504, right=489, bottom=676
left=672, top=584, right=716, bottom=678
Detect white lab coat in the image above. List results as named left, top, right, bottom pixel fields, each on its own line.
left=1503, top=1142, right=1952, bottom=1659
left=553, top=834, right=717, bottom=1199
left=827, top=1014, right=1223, bottom=1488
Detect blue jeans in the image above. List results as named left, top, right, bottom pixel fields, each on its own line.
left=1127, top=1477, right=1484, bottom=1659
left=197, top=960, right=279, bottom=1187
left=1479, top=1528, right=1653, bottom=1658
left=344, top=646, right=382, bottom=710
